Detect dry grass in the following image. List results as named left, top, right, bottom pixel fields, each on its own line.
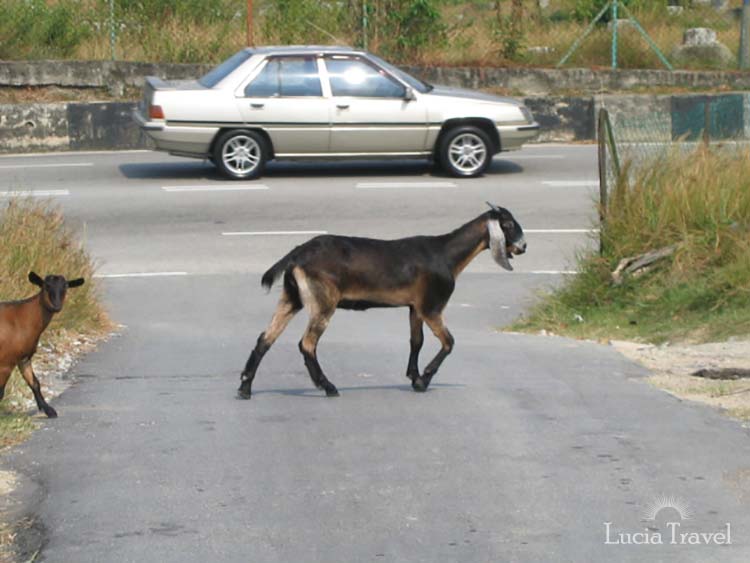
left=0, top=199, right=110, bottom=423
left=514, top=146, right=750, bottom=344
left=0, top=0, right=743, bottom=69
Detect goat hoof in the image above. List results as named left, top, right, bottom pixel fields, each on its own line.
left=236, top=387, right=252, bottom=400
left=412, top=378, right=428, bottom=393
left=43, top=406, right=58, bottom=418
left=325, top=388, right=340, bottom=397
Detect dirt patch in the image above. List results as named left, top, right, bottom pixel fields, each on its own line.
left=612, top=338, right=750, bottom=421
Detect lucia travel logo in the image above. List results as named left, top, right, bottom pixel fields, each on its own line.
left=604, top=494, right=731, bottom=546
left=641, top=494, right=695, bottom=522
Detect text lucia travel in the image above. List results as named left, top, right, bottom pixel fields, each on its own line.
left=604, top=522, right=732, bottom=546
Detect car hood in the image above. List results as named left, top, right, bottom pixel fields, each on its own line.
left=426, top=85, right=523, bottom=106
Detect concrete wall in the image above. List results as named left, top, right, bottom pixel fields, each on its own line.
left=2, top=60, right=750, bottom=96
left=0, top=93, right=747, bottom=154
left=0, top=102, right=148, bottom=153
left=0, top=61, right=212, bottom=96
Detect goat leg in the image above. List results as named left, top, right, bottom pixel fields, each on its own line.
left=238, top=294, right=300, bottom=400
left=299, top=343, right=338, bottom=397
left=299, top=310, right=338, bottom=397
left=413, top=316, right=454, bottom=393
left=0, top=367, right=11, bottom=402
left=18, top=360, right=57, bottom=418
left=406, top=306, right=424, bottom=381
left=238, top=333, right=271, bottom=399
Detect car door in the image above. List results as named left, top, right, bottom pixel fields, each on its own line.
left=236, top=56, right=330, bottom=155
left=323, top=55, right=429, bottom=154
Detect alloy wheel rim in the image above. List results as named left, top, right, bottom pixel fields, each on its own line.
left=223, top=135, right=261, bottom=175
left=448, top=133, right=487, bottom=175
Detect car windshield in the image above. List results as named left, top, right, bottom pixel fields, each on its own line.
left=368, top=54, right=432, bottom=93
left=199, top=50, right=253, bottom=88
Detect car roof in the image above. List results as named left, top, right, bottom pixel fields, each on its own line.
left=244, top=45, right=365, bottom=57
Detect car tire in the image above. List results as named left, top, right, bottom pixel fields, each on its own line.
left=439, top=126, right=493, bottom=178
left=214, top=129, right=268, bottom=180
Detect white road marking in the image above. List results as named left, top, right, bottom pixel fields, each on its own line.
left=94, top=272, right=188, bottom=279
left=356, top=181, right=457, bottom=189
left=94, top=269, right=576, bottom=279
left=503, top=154, right=564, bottom=160
left=526, top=270, right=579, bottom=275
left=162, top=185, right=269, bottom=192
left=222, top=230, right=327, bottom=236
left=0, top=163, right=93, bottom=170
left=0, top=150, right=149, bottom=158
left=542, top=180, right=599, bottom=187
left=525, top=143, right=596, bottom=149
left=0, top=189, right=70, bottom=197
left=525, top=229, right=598, bottom=234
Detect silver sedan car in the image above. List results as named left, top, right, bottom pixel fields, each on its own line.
left=133, top=46, right=539, bottom=180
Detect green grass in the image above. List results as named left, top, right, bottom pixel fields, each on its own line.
left=513, top=147, right=750, bottom=344
left=0, top=199, right=109, bottom=430
left=0, top=406, right=35, bottom=449
left=0, top=0, right=743, bottom=69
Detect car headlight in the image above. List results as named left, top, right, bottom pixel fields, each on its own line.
left=520, top=106, right=534, bottom=124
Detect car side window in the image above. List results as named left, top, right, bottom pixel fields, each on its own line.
left=244, top=57, right=322, bottom=97
left=325, top=58, right=405, bottom=98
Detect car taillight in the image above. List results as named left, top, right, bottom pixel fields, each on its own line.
left=149, top=105, right=165, bottom=119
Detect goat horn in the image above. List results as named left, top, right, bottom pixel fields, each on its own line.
left=488, top=219, right=513, bottom=271
left=486, top=201, right=501, bottom=213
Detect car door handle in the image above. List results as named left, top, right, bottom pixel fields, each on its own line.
left=250, top=103, right=265, bottom=109
left=336, top=103, right=350, bottom=110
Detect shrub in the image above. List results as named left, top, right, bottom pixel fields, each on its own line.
left=0, top=0, right=91, bottom=59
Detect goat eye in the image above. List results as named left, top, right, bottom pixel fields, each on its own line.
left=502, top=221, right=514, bottom=230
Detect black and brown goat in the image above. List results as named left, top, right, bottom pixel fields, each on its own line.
left=0, top=272, right=85, bottom=418
left=238, top=203, right=526, bottom=399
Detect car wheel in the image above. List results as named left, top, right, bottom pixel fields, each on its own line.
left=439, top=126, right=492, bottom=178
left=214, top=129, right=268, bottom=180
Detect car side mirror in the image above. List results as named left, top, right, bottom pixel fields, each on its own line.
left=404, top=87, right=416, bottom=102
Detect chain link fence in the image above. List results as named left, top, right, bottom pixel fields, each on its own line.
left=597, top=92, right=749, bottom=241
left=0, top=0, right=748, bottom=68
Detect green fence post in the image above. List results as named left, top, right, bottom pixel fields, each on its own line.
left=741, top=0, right=750, bottom=70
left=109, top=0, right=116, bottom=61
left=362, top=0, right=368, bottom=51
left=598, top=109, right=609, bottom=254
left=611, top=0, right=618, bottom=70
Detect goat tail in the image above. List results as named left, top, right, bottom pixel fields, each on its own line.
left=261, top=250, right=298, bottom=291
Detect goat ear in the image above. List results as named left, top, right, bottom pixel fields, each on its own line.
left=28, top=272, right=44, bottom=287
left=67, top=278, right=85, bottom=288
left=485, top=201, right=501, bottom=213
left=488, top=219, right=513, bottom=271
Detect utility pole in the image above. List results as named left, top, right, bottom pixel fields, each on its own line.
left=247, top=0, right=254, bottom=46
left=741, top=0, right=750, bottom=70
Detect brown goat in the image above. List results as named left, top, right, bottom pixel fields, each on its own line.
left=238, top=203, right=526, bottom=399
left=0, top=272, right=85, bottom=418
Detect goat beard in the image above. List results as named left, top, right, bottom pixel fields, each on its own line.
left=488, top=220, right=513, bottom=271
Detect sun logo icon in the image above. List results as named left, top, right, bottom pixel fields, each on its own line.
left=641, top=494, right=694, bottom=521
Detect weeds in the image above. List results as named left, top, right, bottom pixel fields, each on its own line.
left=514, top=147, right=750, bottom=343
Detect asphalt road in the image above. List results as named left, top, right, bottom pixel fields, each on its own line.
left=3, top=147, right=750, bottom=562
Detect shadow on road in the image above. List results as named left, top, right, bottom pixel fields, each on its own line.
left=118, top=158, right=523, bottom=181
left=250, top=382, right=466, bottom=398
